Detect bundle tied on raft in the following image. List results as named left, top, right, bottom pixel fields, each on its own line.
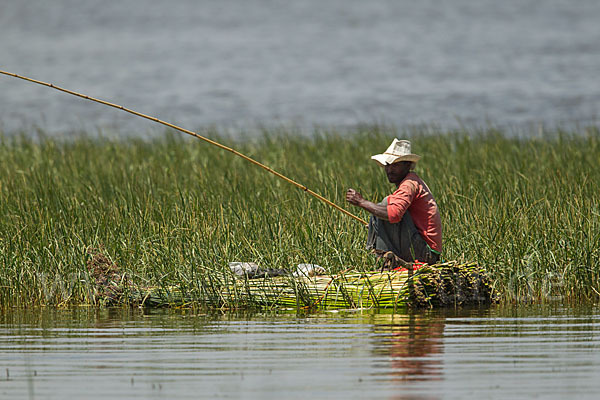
left=86, top=250, right=495, bottom=309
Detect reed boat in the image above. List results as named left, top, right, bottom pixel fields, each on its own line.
left=88, top=250, right=495, bottom=310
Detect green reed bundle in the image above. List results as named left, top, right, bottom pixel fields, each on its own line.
left=89, top=260, right=494, bottom=310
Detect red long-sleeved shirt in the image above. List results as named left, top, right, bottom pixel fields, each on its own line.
left=386, top=172, right=443, bottom=253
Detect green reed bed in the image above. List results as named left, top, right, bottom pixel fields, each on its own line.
left=0, top=126, right=598, bottom=308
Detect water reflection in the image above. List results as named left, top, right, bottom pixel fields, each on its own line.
left=372, top=314, right=445, bottom=383
left=2, top=307, right=600, bottom=399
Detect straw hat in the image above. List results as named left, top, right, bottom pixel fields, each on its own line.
left=371, top=139, right=421, bottom=167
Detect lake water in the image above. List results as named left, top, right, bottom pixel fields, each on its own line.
left=2, top=306, right=600, bottom=399
left=1, top=0, right=599, bottom=135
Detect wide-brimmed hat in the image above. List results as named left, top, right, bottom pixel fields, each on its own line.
left=371, top=139, right=421, bottom=167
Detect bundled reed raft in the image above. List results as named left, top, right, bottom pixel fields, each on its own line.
left=87, top=250, right=495, bottom=310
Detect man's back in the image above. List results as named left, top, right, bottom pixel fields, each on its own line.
left=387, top=172, right=442, bottom=253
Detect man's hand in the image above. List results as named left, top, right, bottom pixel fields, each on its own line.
left=346, top=188, right=364, bottom=206
left=346, top=188, right=389, bottom=221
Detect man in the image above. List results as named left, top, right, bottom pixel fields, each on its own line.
left=346, top=139, right=442, bottom=267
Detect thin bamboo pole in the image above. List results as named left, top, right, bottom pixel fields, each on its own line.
left=0, top=69, right=367, bottom=226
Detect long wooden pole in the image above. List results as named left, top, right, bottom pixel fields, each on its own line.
left=0, top=69, right=368, bottom=226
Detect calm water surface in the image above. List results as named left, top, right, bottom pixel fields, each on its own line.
left=1, top=0, right=599, bottom=134
left=1, top=306, right=600, bottom=399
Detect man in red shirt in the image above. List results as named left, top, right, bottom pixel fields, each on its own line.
left=346, top=139, right=442, bottom=266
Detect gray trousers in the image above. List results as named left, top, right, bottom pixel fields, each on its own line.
left=366, top=199, right=439, bottom=264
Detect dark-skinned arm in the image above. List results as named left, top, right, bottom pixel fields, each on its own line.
left=346, top=188, right=389, bottom=221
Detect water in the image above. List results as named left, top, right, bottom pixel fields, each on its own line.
left=1, top=0, right=599, bottom=135
left=1, top=306, right=600, bottom=399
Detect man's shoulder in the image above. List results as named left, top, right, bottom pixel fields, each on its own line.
left=400, top=172, right=422, bottom=187
left=392, top=173, right=419, bottom=195
left=405, top=172, right=421, bottom=181
left=396, top=172, right=434, bottom=195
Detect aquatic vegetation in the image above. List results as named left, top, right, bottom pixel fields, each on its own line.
left=0, top=126, right=598, bottom=308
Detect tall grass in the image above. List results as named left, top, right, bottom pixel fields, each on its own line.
left=0, top=125, right=598, bottom=307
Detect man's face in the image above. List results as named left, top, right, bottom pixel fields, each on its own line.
left=384, top=161, right=412, bottom=184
